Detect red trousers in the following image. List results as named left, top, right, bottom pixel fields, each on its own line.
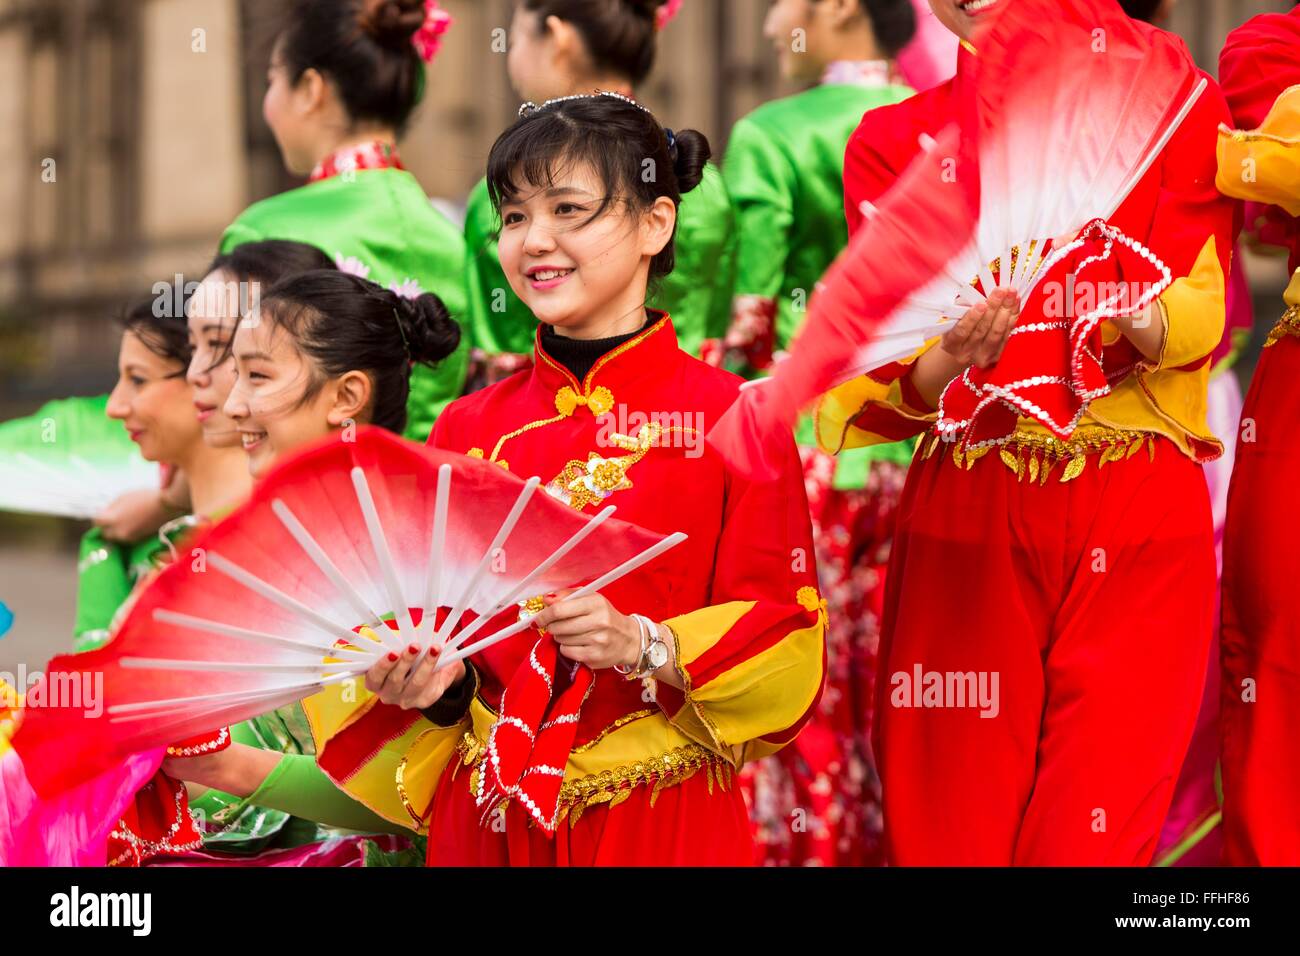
left=874, top=436, right=1215, bottom=865
left=1221, top=335, right=1300, bottom=865
left=424, top=760, right=755, bottom=866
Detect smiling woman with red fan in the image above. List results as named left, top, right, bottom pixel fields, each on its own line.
left=767, top=0, right=1235, bottom=865
left=305, top=93, right=826, bottom=867
left=12, top=269, right=465, bottom=866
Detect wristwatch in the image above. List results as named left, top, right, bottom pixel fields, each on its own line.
left=631, top=614, right=668, bottom=679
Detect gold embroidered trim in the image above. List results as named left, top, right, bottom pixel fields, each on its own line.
left=1264, top=304, right=1300, bottom=348
left=546, top=422, right=677, bottom=511
left=394, top=727, right=444, bottom=830
left=477, top=317, right=672, bottom=471
left=488, top=413, right=566, bottom=464
left=454, top=732, right=731, bottom=827
left=569, top=708, right=656, bottom=754
left=924, top=424, right=1158, bottom=483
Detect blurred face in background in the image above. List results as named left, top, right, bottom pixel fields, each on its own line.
left=186, top=269, right=245, bottom=449
left=766, top=0, right=859, bottom=82
left=507, top=6, right=568, bottom=103
left=106, top=331, right=201, bottom=465
left=263, top=38, right=319, bottom=176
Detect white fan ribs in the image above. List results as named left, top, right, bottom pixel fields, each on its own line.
left=205, top=551, right=366, bottom=646
left=350, top=466, right=420, bottom=651
left=420, top=463, right=452, bottom=646
left=439, top=531, right=689, bottom=669
left=271, top=497, right=389, bottom=640
left=424, top=476, right=542, bottom=667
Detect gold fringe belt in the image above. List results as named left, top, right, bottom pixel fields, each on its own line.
left=917, top=425, right=1159, bottom=484
left=452, top=731, right=734, bottom=829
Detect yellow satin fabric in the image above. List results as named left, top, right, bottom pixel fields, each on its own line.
left=1216, top=84, right=1300, bottom=216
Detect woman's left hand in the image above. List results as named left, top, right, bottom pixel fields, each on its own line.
left=530, top=591, right=641, bottom=671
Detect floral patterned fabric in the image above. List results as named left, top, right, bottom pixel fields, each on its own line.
left=741, top=451, right=906, bottom=866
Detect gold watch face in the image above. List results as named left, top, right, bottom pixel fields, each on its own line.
left=647, top=641, right=669, bottom=669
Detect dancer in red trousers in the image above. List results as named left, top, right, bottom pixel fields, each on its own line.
left=1216, top=5, right=1300, bottom=866
left=818, top=0, right=1235, bottom=864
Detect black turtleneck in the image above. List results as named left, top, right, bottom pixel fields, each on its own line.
left=540, top=316, right=654, bottom=383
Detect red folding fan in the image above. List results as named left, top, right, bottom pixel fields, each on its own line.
left=15, top=428, right=684, bottom=795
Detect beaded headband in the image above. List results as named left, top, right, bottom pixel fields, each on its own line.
left=517, top=90, right=651, bottom=118
left=516, top=91, right=676, bottom=157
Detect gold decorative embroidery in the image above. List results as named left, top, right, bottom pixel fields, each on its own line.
left=487, top=414, right=567, bottom=464
left=796, top=586, right=828, bottom=626
left=547, top=422, right=664, bottom=511
left=570, top=709, right=656, bottom=754
left=395, top=728, right=443, bottom=830
left=939, top=425, right=1159, bottom=483
left=1264, top=304, right=1300, bottom=348
left=453, top=733, right=731, bottom=827
left=165, top=727, right=230, bottom=758
left=467, top=448, right=485, bottom=459
left=470, top=317, right=675, bottom=469
left=555, top=384, right=615, bottom=418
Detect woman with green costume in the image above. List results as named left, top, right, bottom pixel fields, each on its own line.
left=0, top=0, right=466, bottom=560
left=463, top=0, right=736, bottom=385
left=720, top=0, right=917, bottom=867
left=167, top=241, right=419, bottom=864
left=79, top=246, right=422, bottom=866
left=158, top=267, right=463, bottom=865
left=220, top=0, right=465, bottom=444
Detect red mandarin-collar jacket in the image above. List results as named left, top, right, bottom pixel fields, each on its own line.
left=427, top=314, right=826, bottom=764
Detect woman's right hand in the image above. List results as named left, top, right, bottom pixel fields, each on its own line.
left=941, top=287, right=1020, bottom=369
left=908, top=287, right=1021, bottom=409
left=364, top=643, right=466, bottom=711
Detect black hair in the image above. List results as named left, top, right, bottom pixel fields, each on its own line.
left=1117, top=0, right=1163, bottom=22
left=520, top=0, right=668, bottom=86
left=256, top=270, right=461, bottom=435
left=121, top=294, right=191, bottom=367
left=205, top=240, right=337, bottom=292
left=487, top=93, right=710, bottom=283
left=196, top=241, right=337, bottom=372
left=858, top=0, right=917, bottom=59
left=276, top=0, right=428, bottom=133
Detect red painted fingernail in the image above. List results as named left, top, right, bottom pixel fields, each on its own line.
left=408, top=644, right=419, bottom=655
left=387, top=652, right=399, bottom=663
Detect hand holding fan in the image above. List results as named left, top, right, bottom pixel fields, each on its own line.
left=14, top=428, right=685, bottom=796
left=709, top=0, right=1205, bottom=475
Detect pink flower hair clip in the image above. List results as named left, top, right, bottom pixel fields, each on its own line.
left=412, top=0, right=453, bottom=63
left=656, top=0, right=683, bottom=31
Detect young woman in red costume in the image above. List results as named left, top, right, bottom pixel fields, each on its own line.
left=818, top=0, right=1235, bottom=864
left=308, top=92, right=826, bottom=866
left=1215, top=4, right=1300, bottom=866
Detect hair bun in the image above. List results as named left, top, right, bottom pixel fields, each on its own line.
left=359, top=0, right=426, bottom=45
left=670, top=128, right=710, bottom=194
left=393, top=291, right=461, bottom=366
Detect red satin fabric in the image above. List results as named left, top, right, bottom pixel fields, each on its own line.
left=1220, top=336, right=1300, bottom=865
left=873, top=439, right=1214, bottom=865
left=426, top=763, right=754, bottom=866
